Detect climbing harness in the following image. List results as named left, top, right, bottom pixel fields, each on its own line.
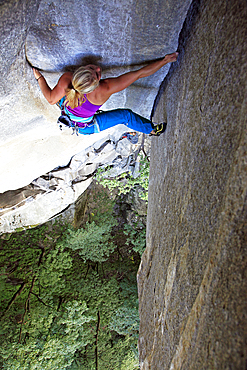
left=56, top=97, right=97, bottom=136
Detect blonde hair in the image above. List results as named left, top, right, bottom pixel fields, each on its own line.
left=65, top=66, right=100, bottom=109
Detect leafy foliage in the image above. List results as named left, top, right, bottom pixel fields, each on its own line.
left=64, top=220, right=116, bottom=263
left=0, top=183, right=145, bottom=369
left=96, top=156, right=150, bottom=201
left=123, top=223, right=146, bottom=256
left=1, top=301, right=93, bottom=370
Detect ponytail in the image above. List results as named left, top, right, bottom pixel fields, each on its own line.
left=65, top=87, right=83, bottom=109
left=65, top=65, right=99, bottom=109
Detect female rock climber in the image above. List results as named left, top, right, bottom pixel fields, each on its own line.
left=33, top=52, right=178, bottom=136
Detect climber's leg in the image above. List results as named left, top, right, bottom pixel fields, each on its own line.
left=94, top=109, right=154, bottom=134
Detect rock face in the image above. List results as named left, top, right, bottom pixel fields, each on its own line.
left=138, top=0, right=247, bottom=369
left=0, top=128, right=146, bottom=233
left=0, top=0, right=191, bottom=232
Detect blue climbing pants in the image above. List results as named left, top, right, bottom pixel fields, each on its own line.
left=78, top=109, right=153, bottom=135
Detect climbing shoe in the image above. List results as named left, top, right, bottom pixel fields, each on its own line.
left=149, top=122, right=167, bottom=136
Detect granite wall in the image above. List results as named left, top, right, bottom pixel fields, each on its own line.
left=0, top=0, right=191, bottom=192
left=138, top=0, right=247, bottom=368
left=0, top=0, right=191, bottom=232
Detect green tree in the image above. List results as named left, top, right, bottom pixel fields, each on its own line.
left=0, top=301, right=93, bottom=370
left=96, top=156, right=150, bottom=201
left=64, top=220, right=116, bottom=263
left=0, top=186, right=144, bottom=369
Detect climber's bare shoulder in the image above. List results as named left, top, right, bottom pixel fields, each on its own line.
left=47, top=72, right=73, bottom=104
left=87, top=79, right=113, bottom=105
left=57, top=72, right=73, bottom=89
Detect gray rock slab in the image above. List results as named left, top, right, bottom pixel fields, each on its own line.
left=0, top=0, right=192, bottom=231
left=138, top=0, right=247, bottom=368
left=0, top=0, right=191, bottom=193
left=0, top=0, right=40, bottom=82
left=0, top=124, right=144, bottom=233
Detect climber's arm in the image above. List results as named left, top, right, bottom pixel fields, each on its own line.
left=33, top=68, right=72, bottom=105
left=104, top=52, right=178, bottom=95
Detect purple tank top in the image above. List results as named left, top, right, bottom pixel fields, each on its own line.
left=66, top=94, right=102, bottom=118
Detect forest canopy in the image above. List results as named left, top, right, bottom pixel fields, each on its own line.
left=0, top=171, right=148, bottom=370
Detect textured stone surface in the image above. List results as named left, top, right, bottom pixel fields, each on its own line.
left=25, top=0, right=192, bottom=118
left=0, top=0, right=191, bottom=189
left=138, top=0, right=247, bottom=368
left=0, top=0, right=191, bottom=230
left=0, top=126, right=145, bottom=233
